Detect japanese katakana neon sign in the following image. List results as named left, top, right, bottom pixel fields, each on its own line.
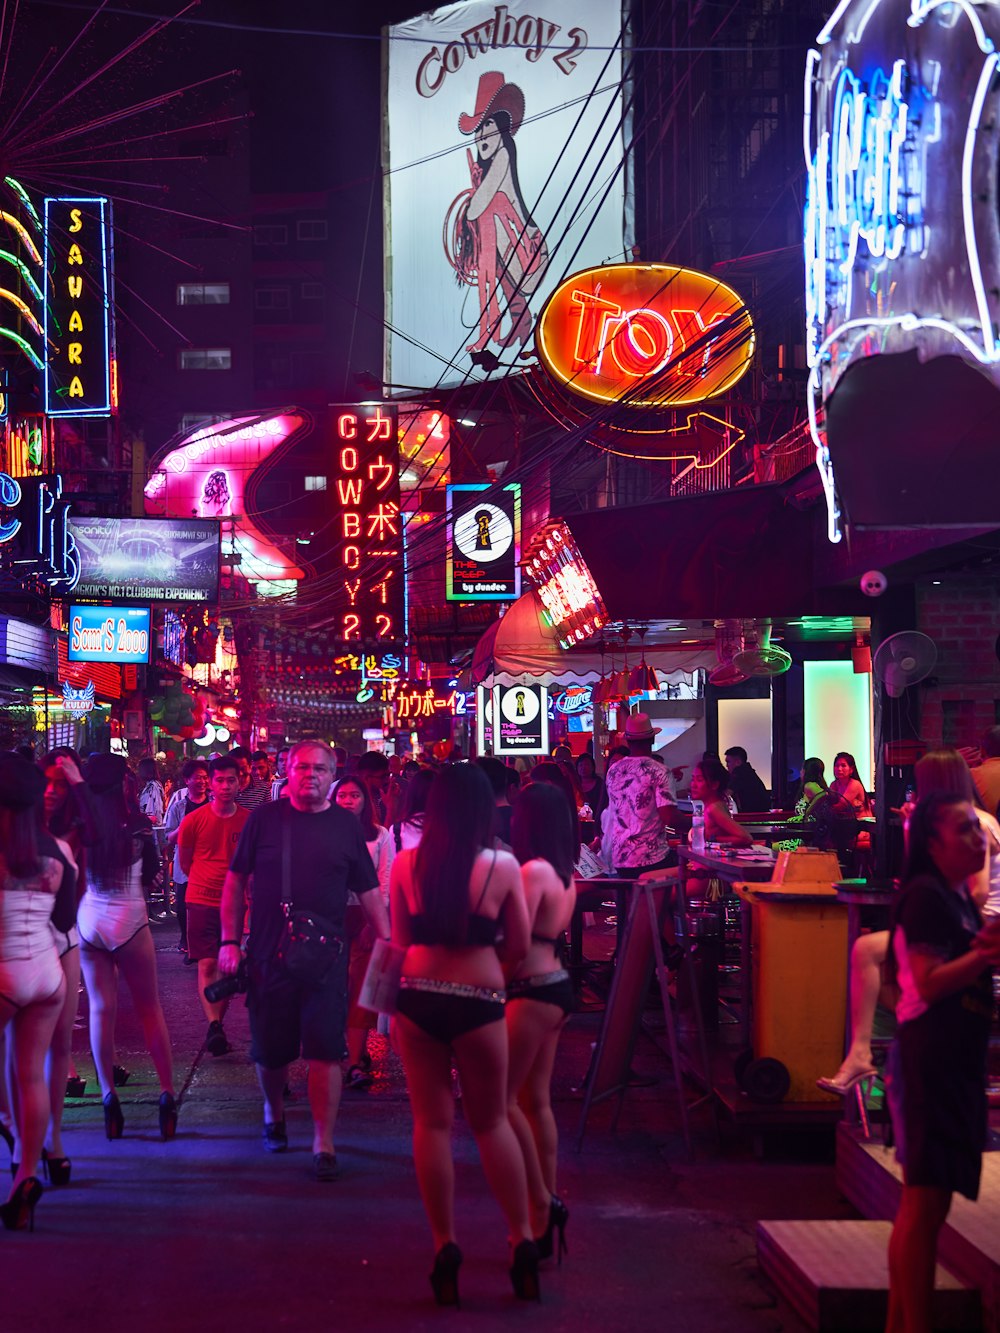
left=330, top=405, right=406, bottom=652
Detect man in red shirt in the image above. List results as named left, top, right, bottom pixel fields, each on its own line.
left=179, top=755, right=249, bottom=1055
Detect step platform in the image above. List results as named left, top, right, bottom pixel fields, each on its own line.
left=837, top=1125, right=1000, bottom=1332
left=757, top=1219, right=980, bottom=1331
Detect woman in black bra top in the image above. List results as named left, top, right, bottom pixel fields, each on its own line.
left=506, top=782, right=577, bottom=1266
left=390, top=763, right=539, bottom=1306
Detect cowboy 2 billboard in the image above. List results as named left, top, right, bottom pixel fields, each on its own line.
left=383, top=0, right=630, bottom=390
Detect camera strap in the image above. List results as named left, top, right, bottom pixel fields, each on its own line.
left=281, top=803, right=293, bottom=920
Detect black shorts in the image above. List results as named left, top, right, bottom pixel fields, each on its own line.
left=246, top=950, right=350, bottom=1069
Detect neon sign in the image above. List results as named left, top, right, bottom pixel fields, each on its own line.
left=61, top=680, right=95, bottom=716
left=554, top=684, right=592, bottom=715
left=44, top=197, right=115, bottom=418
left=524, top=521, right=605, bottom=649
left=446, top=483, right=521, bottom=601
left=67, top=605, right=150, bottom=664
left=1, top=473, right=80, bottom=591
left=804, top=0, right=1000, bottom=541
left=491, top=682, right=549, bottom=756
left=5, top=417, right=46, bottom=477
left=331, top=405, right=405, bottom=651
left=536, top=263, right=755, bottom=408
left=145, top=412, right=308, bottom=590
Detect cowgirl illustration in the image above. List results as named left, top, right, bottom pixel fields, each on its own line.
left=444, top=71, right=549, bottom=356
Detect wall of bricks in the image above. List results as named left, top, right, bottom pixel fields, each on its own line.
left=916, top=579, right=1000, bottom=749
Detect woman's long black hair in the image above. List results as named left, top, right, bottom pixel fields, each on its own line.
left=529, top=762, right=581, bottom=850
left=511, top=782, right=575, bottom=888
left=332, top=776, right=379, bottom=842
left=88, top=783, right=146, bottom=881
left=1, top=805, right=41, bottom=879
left=414, top=764, right=495, bottom=947
left=401, top=767, right=435, bottom=824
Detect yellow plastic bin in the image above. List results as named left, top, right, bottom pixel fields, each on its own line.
left=734, top=850, right=848, bottom=1103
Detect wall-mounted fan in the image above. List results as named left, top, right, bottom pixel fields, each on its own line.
left=872, top=632, right=937, bottom=698
left=709, top=619, right=749, bottom=687
left=733, top=622, right=792, bottom=677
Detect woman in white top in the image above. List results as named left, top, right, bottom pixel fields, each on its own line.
left=334, top=776, right=395, bottom=1087
left=0, top=755, right=68, bottom=1231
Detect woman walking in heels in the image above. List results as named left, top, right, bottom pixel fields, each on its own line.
left=390, top=763, right=538, bottom=1305
left=507, top=782, right=577, bottom=1263
left=77, top=756, right=178, bottom=1141
left=0, top=755, right=69, bottom=1230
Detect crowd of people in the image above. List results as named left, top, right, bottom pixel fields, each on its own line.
left=0, top=738, right=583, bottom=1306
left=2, top=727, right=999, bottom=1325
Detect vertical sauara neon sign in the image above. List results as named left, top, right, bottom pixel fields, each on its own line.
left=44, top=197, right=115, bottom=417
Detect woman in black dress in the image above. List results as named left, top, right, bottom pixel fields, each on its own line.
left=886, top=791, right=1000, bottom=1333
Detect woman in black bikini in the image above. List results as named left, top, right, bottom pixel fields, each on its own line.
left=390, top=763, right=536, bottom=1306
left=507, top=782, right=577, bottom=1264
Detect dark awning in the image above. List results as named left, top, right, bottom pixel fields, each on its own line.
left=826, top=351, right=1000, bottom=529
left=564, top=483, right=826, bottom=621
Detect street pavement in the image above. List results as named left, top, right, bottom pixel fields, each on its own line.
left=2, top=917, right=852, bottom=1332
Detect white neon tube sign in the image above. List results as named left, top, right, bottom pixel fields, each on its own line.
left=803, top=0, right=1000, bottom=542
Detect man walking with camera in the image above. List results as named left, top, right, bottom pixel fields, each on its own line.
left=218, top=740, right=389, bottom=1182
left=178, top=754, right=249, bottom=1056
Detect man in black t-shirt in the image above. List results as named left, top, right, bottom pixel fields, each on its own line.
left=219, top=741, right=388, bottom=1180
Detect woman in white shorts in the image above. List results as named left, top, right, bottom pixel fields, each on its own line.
left=78, top=755, right=178, bottom=1142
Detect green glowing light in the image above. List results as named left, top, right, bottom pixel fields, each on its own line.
left=0, top=250, right=42, bottom=302
left=803, top=660, right=873, bottom=789
left=3, top=178, right=41, bottom=231
left=0, top=326, right=44, bottom=369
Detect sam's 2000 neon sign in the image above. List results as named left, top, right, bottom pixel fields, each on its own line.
left=331, top=406, right=405, bottom=651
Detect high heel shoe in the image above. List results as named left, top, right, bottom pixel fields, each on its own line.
left=510, top=1239, right=541, bottom=1301
left=429, top=1241, right=462, bottom=1307
left=103, top=1092, right=124, bottom=1140
left=159, top=1092, right=178, bottom=1141
left=41, top=1148, right=71, bottom=1186
left=816, top=1066, right=878, bottom=1096
left=112, top=1065, right=130, bottom=1087
left=1, top=1177, right=42, bottom=1232
left=536, top=1194, right=569, bottom=1264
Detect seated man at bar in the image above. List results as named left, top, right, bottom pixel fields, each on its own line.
left=723, top=746, right=770, bottom=813
left=603, top=714, right=675, bottom=878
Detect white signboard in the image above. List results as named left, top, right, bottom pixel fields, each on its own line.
left=804, top=0, right=1000, bottom=541
left=384, top=0, right=629, bottom=389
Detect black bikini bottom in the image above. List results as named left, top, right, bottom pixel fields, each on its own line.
left=506, top=970, right=574, bottom=1016
left=396, top=978, right=505, bottom=1045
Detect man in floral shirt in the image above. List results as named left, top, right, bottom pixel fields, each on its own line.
left=604, top=713, right=675, bottom=877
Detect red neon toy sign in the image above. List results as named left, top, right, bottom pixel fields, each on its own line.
left=536, top=263, right=755, bottom=408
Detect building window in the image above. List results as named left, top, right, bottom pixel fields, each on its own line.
left=254, top=286, right=291, bottom=310
left=296, top=219, right=328, bottom=241
left=177, top=282, right=230, bottom=306
left=300, top=282, right=325, bottom=300
left=304, top=475, right=327, bottom=492
left=253, top=223, right=287, bottom=245
left=179, top=347, right=232, bottom=371
left=180, top=412, right=229, bottom=434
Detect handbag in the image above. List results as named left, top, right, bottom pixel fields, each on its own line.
left=358, top=937, right=406, bottom=1015
left=275, top=806, right=344, bottom=987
